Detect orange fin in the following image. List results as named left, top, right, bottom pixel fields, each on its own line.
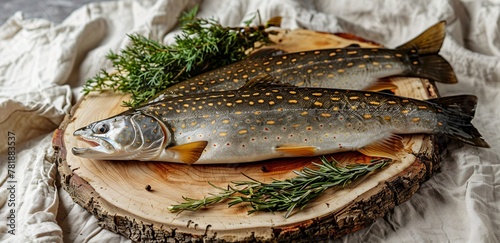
left=364, top=79, right=398, bottom=92
left=167, top=141, right=208, bottom=165
left=275, top=145, right=317, bottom=157
left=358, top=134, right=404, bottom=160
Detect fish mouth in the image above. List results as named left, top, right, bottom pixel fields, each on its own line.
left=72, top=129, right=113, bottom=157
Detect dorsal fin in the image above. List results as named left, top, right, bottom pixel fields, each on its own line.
left=248, top=48, right=286, bottom=59
left=240, top=73, right=294, bottom=90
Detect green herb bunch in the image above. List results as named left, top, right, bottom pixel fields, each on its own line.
left=168, top=157, right=389, bottom=218
left=83, top=6, right=275, bottom=107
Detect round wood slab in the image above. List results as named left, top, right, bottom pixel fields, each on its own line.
left=53, top=29, right=442, bottom=242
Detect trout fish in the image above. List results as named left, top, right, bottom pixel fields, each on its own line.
left=72, top=75, right=488, bottom=164
left=152, top=21, right=456, bottom=102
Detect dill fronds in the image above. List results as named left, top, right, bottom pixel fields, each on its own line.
left=82, top=6, right=275, bottom=107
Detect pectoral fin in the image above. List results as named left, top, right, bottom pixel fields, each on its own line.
left=275, top=145, right=317, bottom=157
left=358, top=134, right=404, bottom=160
left=167, top=141, right=208, bottom=164
left=364, top=79, right=398, bottom=92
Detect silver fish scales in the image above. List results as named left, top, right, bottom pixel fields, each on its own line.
left=72, top=77, right=489, bottom=164
left=151, top=21, right=456, bottom=103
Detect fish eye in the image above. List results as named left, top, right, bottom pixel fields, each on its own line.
left=95, top=123, right=110, bottom=134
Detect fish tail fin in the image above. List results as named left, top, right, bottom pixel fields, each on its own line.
left=397, top=21, right=458, bottom=84
left=428, top=95, right=489, bottom=147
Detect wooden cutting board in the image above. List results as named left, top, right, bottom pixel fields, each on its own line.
left=52, top=29, right=442, bottom=242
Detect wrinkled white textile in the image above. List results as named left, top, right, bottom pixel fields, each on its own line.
left=0, top=0, right=499, bottom=242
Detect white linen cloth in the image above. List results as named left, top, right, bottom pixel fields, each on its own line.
left=0, top=0, right=499, bottom=242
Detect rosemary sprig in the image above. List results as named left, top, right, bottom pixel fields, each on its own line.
left=83, top=6, right=275, bottom=107
left=168, top=157, right=390, bottom=218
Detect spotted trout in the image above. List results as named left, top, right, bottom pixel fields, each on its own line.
left=72, top=75, right=488, bottom=164
left=152, top=21, right=456, bottom=102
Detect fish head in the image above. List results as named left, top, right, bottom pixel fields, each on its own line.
left=72, top=112, right=169, bottom=160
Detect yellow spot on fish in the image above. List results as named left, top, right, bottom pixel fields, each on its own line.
left=337, top=69, right=345, bottom=73
left=349, top=96, right=359, bottom=100
left=347, top=62, right=354, bottom=67
left=369, top=101, right=380, bottom=105
left=258, top=99, right=265, bottom=104
left=303, top=96, right=310, bottom=101
left=314, top=101, right=323, bottom=107
left=358, top=64, right=366, bottom=68
left=277, top=95, right=283, bottom=100
left=233, top=79, right=239, bottom=83
left=384, top=116, right=391, bottom=121
left=251, top=69, right=256, bottom=73
left=202, top=114, right=210, bottom=118
left=321, top=113, right=331, bottom=118
left=395, top=53, right=403, bottom=57
left=269, top=101, right=276, bottom=105
left=254, top=111, right=261, bottom=115
left=363, top=55, right=370, bottom=58
left=267, top=120, right=276, bottom=125
left=235, top=99, right=243, bottom=104
left=363, top=114, right=372, bottom=119
left=331, top=97, right=341, bottom=101
left=289, top=90, right=297, bottom=95
left=249, top=101, right=255, bottom=105
left=292, top=124, right=301, bottom=128
left=211, top=120, right=216, bottom=125
left=307, top=69, right=313, bottom=73
left=413, top=61, right=419, bottom=65
left=412, top=117, right=421, bottom=122
left=372, top=61, right=380, bottom=66
left=253, top=92, right=260, bottom=96
left=384, top=55, right=391, bottom=59
left=291, top=58, right=297, bottom=62
left=282, top=55, right=288, bottom=59
left=329, top=52, right=336, bottom=56
left=418, top=105, right=428, bottom=110
left=385, top=64, right=393, bottom=69
left=222, top=119, right=230, bottom=124
left=300, top=111, right=308, bottom=116
left=388, top=100, right=396, bottom=104
left=438, top=121, right=443, bottom=126
left=242, top=94, right=250, bottom=98
left=327, top=73, right=335, bottom=78
left=219, top=132, right=228, bottom=137
left=235, top=111, right=243, bottom=115
left=276, top=61, right=283, bottom=65
left=402, top=99, right=409, bottom=103
left=314, top=50, right=321, bottom=54
left=263, top=61, right=270, bottom=65
left=312, top=92, right=323, bottom=97
left=226, top=102, right=233, bottom=107
left=271, top=89, right=279, bottom=93
left=181, top=123, right=186, bottom=129
left=402, top=109, right=410, bottom=114
left=351, top=105, right=358, bottom=110
left=288, top=99, right=298, bottom=104
left=299, top=52, right=306, bottom=55
left=265, top=67, right=271, bottom=72
left=297, top=64, right=304, bottom=69
left=242, top=74, right=249, bottom=79
left=237, top=68, right=244, bottom=72
left=191, top=121, right=198, bottom=126
left=337, top=58, right=344, bottom=62
left=332, top=106, right=339, bottom=111
left=161, top=103, right=166, bottom=107
left=238, top=129, right=248, bottom=134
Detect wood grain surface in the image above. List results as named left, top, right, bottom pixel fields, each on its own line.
left=53, top=29, right=442, bottom=242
